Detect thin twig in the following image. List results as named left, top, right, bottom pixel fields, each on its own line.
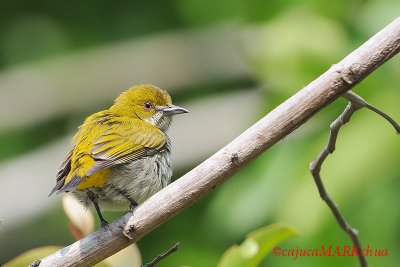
left=310, top=90, right=400, bottom=267
left=343, top=91, right=400, bottom=134
left=142, top=242, right=180, bottom=267
left=310, top=100, right=366, bottom=266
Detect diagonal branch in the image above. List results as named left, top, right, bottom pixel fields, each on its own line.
left=37, top=17, right=400, bottom=267
left=310, top=91, right=399, bottom=267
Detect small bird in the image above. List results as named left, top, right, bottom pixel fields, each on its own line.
left=49, top=84, right=188, bottom=226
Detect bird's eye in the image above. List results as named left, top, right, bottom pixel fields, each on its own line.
left=144, top=101, right=153, bottom=110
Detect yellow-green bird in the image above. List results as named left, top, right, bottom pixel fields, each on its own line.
left=49, top=84, right=188, bottom=226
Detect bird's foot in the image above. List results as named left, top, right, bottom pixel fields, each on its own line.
left=100, top=219, right=109, bottom=229
left=129, top=203, right=138, bottom=212
left=129, top=198, right=138, bottom=212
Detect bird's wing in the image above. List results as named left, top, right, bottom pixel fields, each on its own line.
left=86, top=121, right=166, bottom=176
left=50, top=113, right=166, bottom=194
left=49, top=148, right=73, bottom=196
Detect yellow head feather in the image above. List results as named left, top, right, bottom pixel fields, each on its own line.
left=110, top=84, right=172, bottom=120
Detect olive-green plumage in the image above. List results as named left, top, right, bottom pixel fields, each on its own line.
left=49, top=84, right=188, bottom=226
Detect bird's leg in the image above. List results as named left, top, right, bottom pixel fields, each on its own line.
left=127, top=197, right=138, bottom=212
left=86, top=190, right=108, bottom=227
left=114, top=187, right=138, bottom=211
left=114, top=188, right=138, bottom=233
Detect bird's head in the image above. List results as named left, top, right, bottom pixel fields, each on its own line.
left=111, top=84, right=188, bottom=131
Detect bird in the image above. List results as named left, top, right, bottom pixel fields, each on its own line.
left=49, top=84, right=188, bottom=226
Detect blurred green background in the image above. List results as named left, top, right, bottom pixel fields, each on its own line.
left=0, top=0, right=399, bottom=266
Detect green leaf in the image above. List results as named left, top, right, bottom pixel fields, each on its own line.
left=217, top=224, right=297, bottom=267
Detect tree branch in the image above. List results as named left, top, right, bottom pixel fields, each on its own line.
left=310, top=91, right=399, bottom=267
left=38, top=17, right=400, bottom=266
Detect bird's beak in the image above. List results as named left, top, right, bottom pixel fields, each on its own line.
left=161, top=105, right=189, bottom=116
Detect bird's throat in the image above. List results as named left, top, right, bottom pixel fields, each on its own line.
left=146, top=112, right=172, bottom=132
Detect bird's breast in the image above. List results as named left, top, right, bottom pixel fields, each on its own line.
left=106, top=148, right=172, bottom=204
left=72, top=138, right=173, bottom=211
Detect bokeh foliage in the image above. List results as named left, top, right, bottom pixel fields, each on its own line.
left=0, top=0, right=399, bottom=266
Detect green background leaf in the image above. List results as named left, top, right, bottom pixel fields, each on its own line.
left=217, top=224, right=297, bottom=267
